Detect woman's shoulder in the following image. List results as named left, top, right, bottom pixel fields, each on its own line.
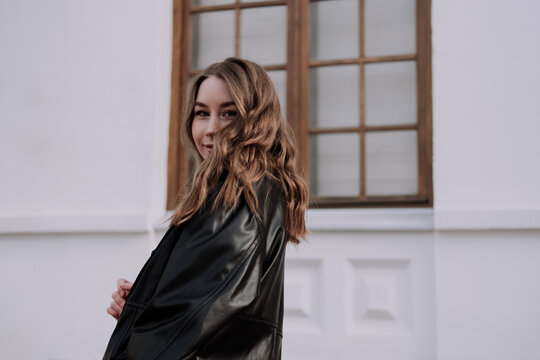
left=254, top=174, right=284, bottom=202
left=203, top=172, right=285, bottom=224
left=252, top=175, right=286, bottom=225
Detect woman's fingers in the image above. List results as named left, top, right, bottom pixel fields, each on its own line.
left=108, top=278, right=133, bottom=320
left=110, top=299, right=123, bottom=314
left=107, top=305, right=119, bottom=320
left=107, top=301, right=122, bottom=320
left=112, top=291, right=126, bottom=308
left=116, top=278, right=133, bottom=293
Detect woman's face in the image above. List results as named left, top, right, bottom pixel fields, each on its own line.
left=191, top=76, right=237, bottom=160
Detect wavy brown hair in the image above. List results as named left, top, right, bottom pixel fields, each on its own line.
left=170, top=58, right=308, bottom=244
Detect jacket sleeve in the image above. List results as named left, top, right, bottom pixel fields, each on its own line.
left=125, top=199, right=265, bottom=359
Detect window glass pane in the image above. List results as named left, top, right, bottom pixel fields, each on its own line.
left=310, top=133, right=360, bottom=197
left=241, top=6, right=287, bottom=65
left=192, top=0, right=233, bottom=6
left=365, top=0, right=416, bottom=56
left=191, top=11, right=235, bottom=70
left=310, top=65, right=359, bottom=129
left=366, top=130, right=418, bottom=195
left=365, top=61, right=417, bottom=126
left=310, top=0, right=359, bottom=61
left=267, top=70, right=287, bottom=119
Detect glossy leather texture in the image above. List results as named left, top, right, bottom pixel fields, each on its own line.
left=103, top=176, right=286, bottom=359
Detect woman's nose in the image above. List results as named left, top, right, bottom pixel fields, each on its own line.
left=205, top=116, right=219, bottom=136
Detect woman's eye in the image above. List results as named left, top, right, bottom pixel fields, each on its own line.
left=221, top=110, right=237, bottom=119
left=195, top=110, right=209, bottom=117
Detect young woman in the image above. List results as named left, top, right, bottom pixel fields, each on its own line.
left=103, top=57, right=308, bottom=359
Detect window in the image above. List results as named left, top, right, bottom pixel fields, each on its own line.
left=167, top=0, right=432, bottom=209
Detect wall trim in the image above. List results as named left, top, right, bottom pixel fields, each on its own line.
left=154, top=209, right=435, bottom=233
left=434, top=209, right=540, bottom=230
left=0, top=213, right=149, bottom=234
left=7, top=208, right=536, bottom=235
left=306, top=208, right=434, bottom=232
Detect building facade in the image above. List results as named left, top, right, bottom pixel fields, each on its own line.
left=1, top=1, right=539, bottom=359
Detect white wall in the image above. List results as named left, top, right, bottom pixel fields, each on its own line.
left=433, top=1, right=540, bottom=359
left=0, top=0, right=172, bottom=359
left=0, top=0, right=171, bottom=218
left=0, top=233, right=150, bottom=360
left=435, top=231, right=540, bottom=360
left=433, top=0, right=540, bottom=217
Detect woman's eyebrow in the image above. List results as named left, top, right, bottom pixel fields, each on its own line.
left=220, top=101, right=236, bottom=108
left=194, top=101, right=235, bottom=108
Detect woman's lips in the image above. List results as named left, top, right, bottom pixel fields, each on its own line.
left=203, top=144, right=213, bottom=150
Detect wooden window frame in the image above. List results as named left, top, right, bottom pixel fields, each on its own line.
left=167, top=0, right=432, bottom=210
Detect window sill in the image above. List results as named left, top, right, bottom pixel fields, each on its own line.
left=153, top=209, right=434, bottom=233
left=306, top=208, right=434, bottom=232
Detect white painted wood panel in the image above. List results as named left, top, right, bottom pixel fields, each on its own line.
left=283, top=231, right=435, bottom=360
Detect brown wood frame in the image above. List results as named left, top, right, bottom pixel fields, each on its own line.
left=167, top=0, right=432, bottom=210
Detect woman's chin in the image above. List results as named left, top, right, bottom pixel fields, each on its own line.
left=201, top=150, right=212, bottom=160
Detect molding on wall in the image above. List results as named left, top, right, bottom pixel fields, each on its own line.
left=0, top=213, right=149, bottom=234
left=434, top=209, right=540, bottom=231
left=306, top=208, right=434, bottom=232
left=3, top=209, right=538, bottom=235
left=155, top=209, right=435, bottom=233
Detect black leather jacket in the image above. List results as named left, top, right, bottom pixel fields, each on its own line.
left=103, top=176, right=286, bottom=359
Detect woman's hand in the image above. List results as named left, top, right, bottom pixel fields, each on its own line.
left=107, top=278, right=133, bottom=320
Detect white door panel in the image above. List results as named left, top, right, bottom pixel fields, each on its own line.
left=283, top=231, right=435, bottom=360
